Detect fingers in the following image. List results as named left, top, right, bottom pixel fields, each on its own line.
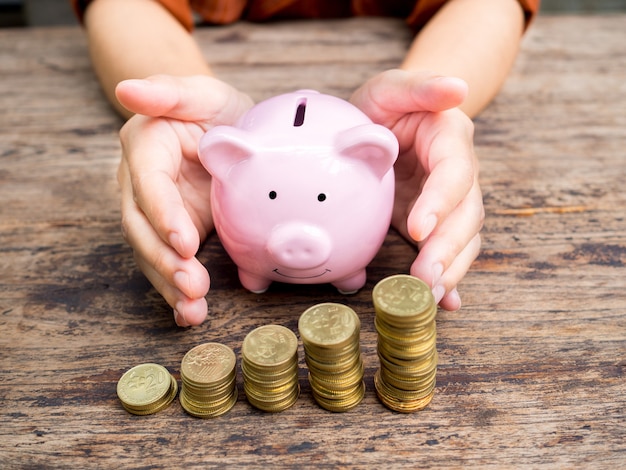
left=437, top=233, right=482, bottom=311
left=353, top=69, right=481, bottom=311
left=403, top=109, right=482, bottom=310
left=351, top=69, right=468, bottom=124
left=407, top=108, right=476, bottom=242
left=410, top=179, right=484, bottom=310
left=114, top=74, right=254, bottom=326
left=136, top=256, right=210, bottom=327
left=119, top=160, right=210, bottom=326
left=119, top=116, right=202, bottom=259
left=115, top=75, right=254, bottom=124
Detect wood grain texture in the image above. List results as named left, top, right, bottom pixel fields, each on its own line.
left=1, top=16, right=625, bottom=468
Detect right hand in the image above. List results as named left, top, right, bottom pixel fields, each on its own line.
left=115, top=75, right=254, bottom=326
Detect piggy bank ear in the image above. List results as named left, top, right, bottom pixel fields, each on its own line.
left=335, top=124, right=399, bottom=179
left=198, top=126, right=255, bottom=179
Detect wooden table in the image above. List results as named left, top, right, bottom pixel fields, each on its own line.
left=1, top=15, right=625, bottom=468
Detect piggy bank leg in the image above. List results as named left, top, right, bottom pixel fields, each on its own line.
left=332, top=269, right=367, bottom=295
left=238, top=269, right=272, bottom=294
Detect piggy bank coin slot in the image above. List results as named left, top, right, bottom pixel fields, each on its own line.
left=293, top=98, right=307, bottom=127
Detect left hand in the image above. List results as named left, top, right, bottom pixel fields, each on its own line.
left=351, top=69, right=484, bottom=310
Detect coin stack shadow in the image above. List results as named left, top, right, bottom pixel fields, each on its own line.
left=299, top=303, right=365, bottom=412
left=241, top=325, right=300, bottom=412
left=373, top=274, right=438, bottom=413
left=179, top=343, right=238, bottom=418
left=117, top=363, right=178, bottom=416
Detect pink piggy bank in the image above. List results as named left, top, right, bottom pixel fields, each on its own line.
left=198, top=90, right=398, bottom=294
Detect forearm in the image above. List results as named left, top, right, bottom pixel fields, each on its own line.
left=402, top=0, right=525, bottom=117
left=84, top=0, right=211, bottom=117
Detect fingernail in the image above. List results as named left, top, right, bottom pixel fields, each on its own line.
left=169, top=232, right=184, bottom=255
left=432, top=263, right=444, bottom=285
left=174, top=304, right=188, bottom=327
left=173, top=308, right=183, bottom=326
left=421, top=214, right=437, bottom=240
left=173, top=270, right=190, bottom=293
left=432, top=285, right=445, bottom=304
left=449, top=288, right=462, bottom=309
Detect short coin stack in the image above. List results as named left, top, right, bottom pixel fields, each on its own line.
left=373, top=274, right=438, bottom=413
left=299, top=303, right=365, bottom=412
left=179, top=342, right=238, bottom=418
left=117, top=363, right=178, bottom=415
left=241, top=325, right=300, bottom=412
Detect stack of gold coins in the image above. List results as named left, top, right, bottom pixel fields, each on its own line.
left=117, top=363, right=178, bottom=416
left=373, top=274, right=438, bottom=413
left=179, top=343, right=238, bottom=419
left=298, top=303, right=365, bottom=412
left=241, top=325, right=300, bottom=412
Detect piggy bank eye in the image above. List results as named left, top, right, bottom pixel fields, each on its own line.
left=268, top=191, right=277, bottom=200
left=317, top=193, right=327, bottom=202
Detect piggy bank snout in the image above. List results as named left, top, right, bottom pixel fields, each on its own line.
left=266, top=223, right=332, bottom=270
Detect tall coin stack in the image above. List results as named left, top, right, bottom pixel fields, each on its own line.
left=298, top=303, right=365, bottom=412
left=241, top=325, right=300, bottom=412
left=372, top=274, right=438, bottom=413
left=179, top=342, right=238, bottom=418
left=117, top=363, right=178, bottom=416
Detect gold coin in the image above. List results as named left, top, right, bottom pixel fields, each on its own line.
left=309, top=374, right=363, bottom=399
left=117, top=363, right=176, bottom=414
left=373, top=274, right=439, bottom=413
left=377, top=334, right=437, bottom=362
left=380, top=367, right=436, bottom=393
left=374, top=316, right=436, bottom=343
left=245, top=384, right=300, bottom=413
left=180, top=342, right=238, bottom=419
left=242, top=325, right=298, bottom=370
left=119, top=374, right=178, bottom=416
left=376, top=304, right=437, bottom=329
left=372, top=274, right=434, bottom=322
left=180, top=389, right=238, bottom=419
left=240, top=325, right=300, bottom=413
left=312, top=381, right=365, bottom=412
left=299, top=303, right=365, bottom=413
left=181, top=342, right=236, bottom=386
left=180, top=383, right=236, bottom=408
left=303, top=338, right=361, bottom=364
left=305, top=351, right=360, bottom=375
left=244, top=381, right=297, bottom=402
left=243, top=378, right=299, bottom=412
left=309, top=359, right=364, bottom=387
left=241, top=361, right=298, bottom=388
left=299, top=303, right=360, bottom=350
left=374, top=370, right=435, bottom=413
left=379, top=353, right=437, bottom=375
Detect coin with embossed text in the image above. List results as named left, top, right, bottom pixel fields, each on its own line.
left=299, top=303, right=364, bottom=412
left=372, top=274, right=434, bottom=323
left=373, top=275, right=438, bottom=413
left=241, top=325, right=299, bottom=412
left=180, top=343, right=238, bottom=418
left=242, top=325, right=298, bottom=370
left=117, top=363, right=177, bottom=415
left=181, top=342, right=236, bottom=386
left=298, top=303, right=360, bottom=350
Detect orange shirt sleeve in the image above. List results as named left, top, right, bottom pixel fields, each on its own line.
left=407, top=0, right=540, bottom=31
left=69, top=0, right=195, bottom=30
left=70, top=0, right=541, bottom=32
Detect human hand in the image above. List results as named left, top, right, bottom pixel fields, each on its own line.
left=350, top=69, right=484, bottom=310
left=115, top=75, right=254, bottom=326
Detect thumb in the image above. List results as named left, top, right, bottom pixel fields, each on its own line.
left=351, top=69, right=468, bottom=121
left=115, top=74, right=254, bottom=125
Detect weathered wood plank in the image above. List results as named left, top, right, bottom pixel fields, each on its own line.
left=0, top=16, right=625, bottom=468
